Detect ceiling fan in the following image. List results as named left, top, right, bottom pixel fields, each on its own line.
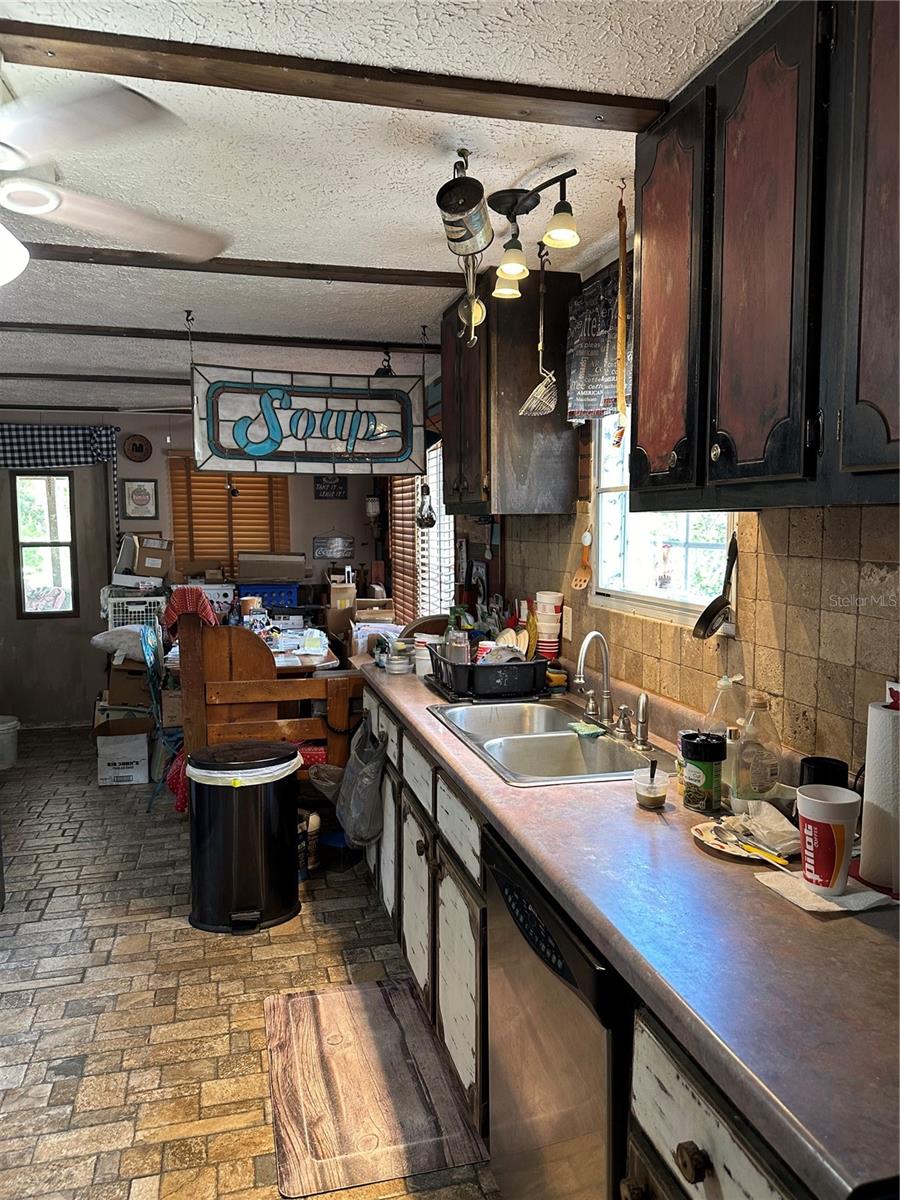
left=0, top=75, right=232, bottom=285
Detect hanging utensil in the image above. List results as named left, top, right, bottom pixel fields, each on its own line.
left=692, top=532, right=738, bottom=639
left=571, top=526, right=593, bottom=591
left=519, top=244, right=558, bottom=416
left=612, top=180, right=629, bottom=447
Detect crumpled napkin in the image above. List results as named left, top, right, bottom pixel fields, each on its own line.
left=756, top=871, right=898, bottom=913
left=719, top=800, right=801, bottom=857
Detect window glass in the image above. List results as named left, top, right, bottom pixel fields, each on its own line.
left=14, top=475, right=76, bottom=615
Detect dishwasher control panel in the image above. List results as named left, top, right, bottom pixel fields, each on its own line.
left=499, top=877, right=576, bottom=987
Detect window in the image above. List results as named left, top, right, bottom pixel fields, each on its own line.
left=168, top=457, right=290, bottom=576
left=13, top=472, right=78, bottom=616
left=389, top=443, right=456, bottom=626
left=593, top=410, right=731, bottom=620
left=417, top=443, right=455, bottom=616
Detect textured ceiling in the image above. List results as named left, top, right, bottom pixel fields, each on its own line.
left=0, top=0, right=770, bottom=406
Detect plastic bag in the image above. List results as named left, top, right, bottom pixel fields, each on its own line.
left=335, top=711, right=387, bottom=847
left=308, top=764, right=344, bottom=801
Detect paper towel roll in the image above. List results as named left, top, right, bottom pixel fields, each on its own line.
left=859, top=701, right=900, bottom=892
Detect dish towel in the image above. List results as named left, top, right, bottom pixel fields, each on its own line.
left=163, top=586, right=218, bottom=634
left=756, top=871, right=899, bottom=913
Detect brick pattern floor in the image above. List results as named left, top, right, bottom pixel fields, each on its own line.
left=0, top=731, right=499, bottom=1200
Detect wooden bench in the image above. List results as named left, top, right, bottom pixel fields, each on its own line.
left=178, top=614, right=363, bottom=772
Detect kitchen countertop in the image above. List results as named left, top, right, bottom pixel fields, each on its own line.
left=362, top=665, right=899, bottom=1200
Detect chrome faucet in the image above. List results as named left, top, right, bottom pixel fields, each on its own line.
left=572, top=630, right=613, bottom=724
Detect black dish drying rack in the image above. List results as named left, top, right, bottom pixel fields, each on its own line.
left=426, top=646, right=549, bottom=701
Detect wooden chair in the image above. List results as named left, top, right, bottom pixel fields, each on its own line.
left=178, top=615, right=363, bottom=775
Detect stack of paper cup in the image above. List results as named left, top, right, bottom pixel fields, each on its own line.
left=535, top=591, right=563, bottom=659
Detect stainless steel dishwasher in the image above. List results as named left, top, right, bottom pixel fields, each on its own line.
left=483, top=827, right=633, bottom=1200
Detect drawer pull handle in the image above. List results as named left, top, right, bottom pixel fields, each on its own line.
left=415, top=839, right=427, bottom=857
left=675, top=1140, right=712, bottom=1185
left=619, top=1179, right=646, bottom=1200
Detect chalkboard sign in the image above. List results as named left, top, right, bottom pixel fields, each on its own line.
left=313, top=535, right=355, bottom=560
left=314, top=475, right=348, bottom=500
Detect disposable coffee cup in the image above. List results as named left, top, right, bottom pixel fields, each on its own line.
left=796, top=784, right=861, bottom=896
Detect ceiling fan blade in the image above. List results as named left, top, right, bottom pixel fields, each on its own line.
left=0, top=221, right=29, bottom=285
left=0, top=81, right=173, bottom=171
left=29, top=183, right=231, bottom=262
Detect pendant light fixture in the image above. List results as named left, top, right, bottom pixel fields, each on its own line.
left=542, top=176, right=580, bottom=249
left=491, top=274, right=521, bottom=300
left=496, top=221, right=529, bottom=281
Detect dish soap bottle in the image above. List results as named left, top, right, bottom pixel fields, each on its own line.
left=701, top=673, right=746, bottom=735
left=738, top=692, right=782, bottom=801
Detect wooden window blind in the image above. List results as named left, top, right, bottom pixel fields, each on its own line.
left=168, top=456, right=290, bottom=576
left=389, top=475, right=418, bottom=626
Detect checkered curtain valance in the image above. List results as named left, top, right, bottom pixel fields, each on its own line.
left=0, top=423, right=120, bottom=469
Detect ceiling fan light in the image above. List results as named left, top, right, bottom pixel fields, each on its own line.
left=0, top=222, right=29, bottom=286
left=496, top=236, right=529, bottom=280
left=492, top=273, right=521, bottom=299
left=0, top=144, right=29, bottom=172
left=0, top=177, right=62, bottom=216
left=542, top=200, right=580, bottom=249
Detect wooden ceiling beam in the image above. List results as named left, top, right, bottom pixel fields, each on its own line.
left=0, top=19, right=666, bottom=132
left=22, top=242, right=462, bottom=289
left=0, top=371, right=187, bottom=385
left=0, top=320, right=441, bottom=353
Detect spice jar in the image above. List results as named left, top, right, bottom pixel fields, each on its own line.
left=680, top=731, right=727, bottom=813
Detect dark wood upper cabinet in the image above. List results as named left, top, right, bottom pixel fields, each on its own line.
left=440, top=271, right=579, bottom=515
left=708, top=2, right=824, bottom=485
left=839, top=0, right=899, bottom=472
left=631, top=88, right=713, bottom=492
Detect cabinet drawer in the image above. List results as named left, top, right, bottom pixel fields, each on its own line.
left=402, top=734, right=434, bottom=815
left=631, top=1015, right=795, bottom=1200
left=436, top=774, right=481, bottom=884
left=362, top=687, right=381, bottom=734
left=380, top=708, right=400, bottom=766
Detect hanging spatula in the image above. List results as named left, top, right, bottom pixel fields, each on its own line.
left=571, top=526, right=593, bottom=591
left=519, top=244, right=558, bottom=416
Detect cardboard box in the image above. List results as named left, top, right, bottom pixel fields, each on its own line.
left=108, top=663, right=151, bottom=707
left=92, top=716, right=153, bottom=786
left=238, top=552, right=307, bottom=582
left=110, top=572, right=166, bottom=590
left=135, top=537, right=174, bottom=580
left=161, top=689, right=182, bottom=728
left=330, top=583, right=356, bottom=611
left=94, top=694, right=151, bottom=725
left=326, top=604, right=355, bottom=640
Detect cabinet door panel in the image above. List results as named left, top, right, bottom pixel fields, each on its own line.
left=436, top=851, right=483, bottom=1125
left=378, top=769, right=399, bottom=924
left=632, top=89, right=712, bottom=491
left=842, top=0, right=900, bottom=471
left=400, top=797, right=432, bottom=1009
left=709, top=4, right=820, bottom=483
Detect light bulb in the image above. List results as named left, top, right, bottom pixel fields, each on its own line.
left=0, top=177, right=62, bottom=216
left=542, top=200, right=580, bottom=249
left=0, top=222, right=29, bottom=286
left=496, top=236, right=529, bottom=280
left=492, top=274, right=521, bottom=299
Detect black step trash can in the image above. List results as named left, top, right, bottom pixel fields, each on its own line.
left=186, top=742, right=302, bottom=933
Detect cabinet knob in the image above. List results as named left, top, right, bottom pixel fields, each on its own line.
left=675, top=1140, right=712, bottom=1184
left=709, top=443, right=722, bottom=462
left=619, top=1179, right=646, bottom=1200
left=668, top=450, right=678, bottom=469
left=415, top=839, right=427, bottom=857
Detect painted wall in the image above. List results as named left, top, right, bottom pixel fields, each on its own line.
left=504, top=504, right=899, bottom=773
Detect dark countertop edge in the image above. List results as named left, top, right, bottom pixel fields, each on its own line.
left=361, top=664, right=895, bottom=1200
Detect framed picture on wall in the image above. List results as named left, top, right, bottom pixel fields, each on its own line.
left=120, top=479, right=158, bottom=520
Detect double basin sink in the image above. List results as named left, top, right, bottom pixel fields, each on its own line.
left=428, top=697, right=676, bottom=788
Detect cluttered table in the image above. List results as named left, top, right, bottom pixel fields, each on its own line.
left=165, top=644, right=339, bottom=676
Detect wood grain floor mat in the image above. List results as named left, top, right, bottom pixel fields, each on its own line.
left=265, top=980, right=487, bottom=1197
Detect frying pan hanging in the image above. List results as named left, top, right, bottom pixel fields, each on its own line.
left=692, top=531, right=738, bottom=639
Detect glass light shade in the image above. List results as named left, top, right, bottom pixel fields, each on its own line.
left=0, top=177, right=62, bottom=216
left=492, top=273, right=521, bottom=299
left=542, top=201, right=580, bottom=249
left=496, top=237, right=529, bottom=280
left=0, top=222, right=29, bottom=286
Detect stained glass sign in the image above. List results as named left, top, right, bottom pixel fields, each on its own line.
left=192, top=365, right=425, bottom=475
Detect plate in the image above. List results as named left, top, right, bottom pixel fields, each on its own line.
left=497, top=628, right=517, bottom=647
left=691, top=821, right=762, bottom=862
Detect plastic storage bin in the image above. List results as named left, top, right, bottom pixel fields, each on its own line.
left=0, top=717, right=19, bottom=771
left=186, top=742, right=302, bottom=933
left=236, top=583, right=299, bottom=609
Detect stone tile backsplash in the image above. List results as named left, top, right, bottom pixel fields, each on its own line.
left=503, top=505, right=899, bottom=771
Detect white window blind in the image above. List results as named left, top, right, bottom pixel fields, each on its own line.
left=417, top=444, right=455, bottom=616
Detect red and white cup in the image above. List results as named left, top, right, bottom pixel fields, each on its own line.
left=475, top=640, right=496, bottom=663
left=797, top=784, right=861, bottom=896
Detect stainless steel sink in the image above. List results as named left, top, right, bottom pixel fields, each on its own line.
left=428, top=699, right=676, bottom=787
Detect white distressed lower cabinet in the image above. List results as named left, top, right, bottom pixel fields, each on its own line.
left=400, top=793, right=433, bottom=1011
left=435, top=845, right=485, bottom=1128
left=378, top=766, right=400, bottom=928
